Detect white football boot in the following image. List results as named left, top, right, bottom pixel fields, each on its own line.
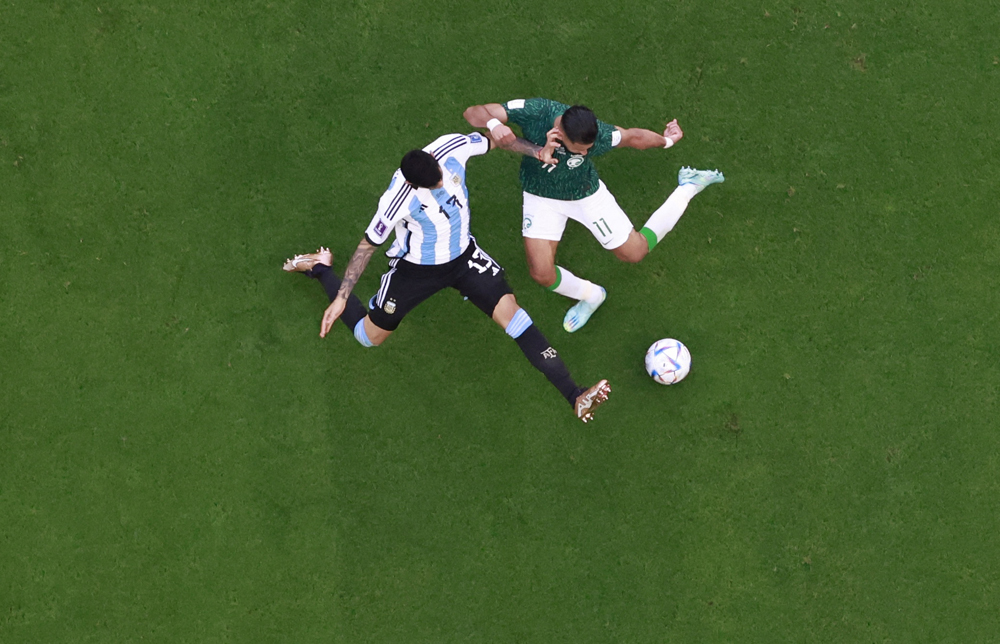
left=562, top=287, right=607, bottom=333
left=678, top=166, right=725, bottom=191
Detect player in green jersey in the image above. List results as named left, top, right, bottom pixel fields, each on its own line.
left=464, top=98, right=724, bottom=332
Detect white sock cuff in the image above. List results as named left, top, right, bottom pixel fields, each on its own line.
left=551, top=266, right=597, bottom=302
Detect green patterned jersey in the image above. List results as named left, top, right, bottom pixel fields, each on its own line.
left=503, top=98, right=618, bottom=201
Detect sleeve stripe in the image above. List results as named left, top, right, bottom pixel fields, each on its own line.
left=382, top=183, right=413, bottom=221
left=431, top=135, right=467, bottom=160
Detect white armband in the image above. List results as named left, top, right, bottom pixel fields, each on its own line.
left=486, top=118, right=503, bottom=133
left=664, top=137, right=675, bottom=149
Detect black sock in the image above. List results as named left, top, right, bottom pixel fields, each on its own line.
left=513, top=325, right=585, bottom=406
left=305, top=264, right=367, bottom=330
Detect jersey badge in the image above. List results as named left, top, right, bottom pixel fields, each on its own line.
left=567, top=155, right=585, bottom=169
left=384, top=299, right=397, bottom=315
left=451, top=173, right=461, bottom=186
left=374, top=220, right=387, bottom=236
left=469, top=133, right=482, bottom=143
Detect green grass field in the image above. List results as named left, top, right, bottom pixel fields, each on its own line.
left=3, top=0, right=999, bottom=641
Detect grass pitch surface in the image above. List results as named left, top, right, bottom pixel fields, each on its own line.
left=2, top=1, right=999, bottom=641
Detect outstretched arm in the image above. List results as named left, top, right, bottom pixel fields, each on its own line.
left=466, top=104, right=560, bottom=164
left=616, top=119, right=684, bottom=150
left=320, top=239, right=377, bottom=338
left=463, top=103, right=508, bottom=128
left=464, top=102, right=517, bottom=147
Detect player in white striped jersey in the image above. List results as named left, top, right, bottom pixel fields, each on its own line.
left=282, top=133, right=611, bottom=422
left=367, top=133, right=482, bottom=266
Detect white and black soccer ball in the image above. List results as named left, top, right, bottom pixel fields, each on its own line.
left=644, top=338, right=691, bottom=385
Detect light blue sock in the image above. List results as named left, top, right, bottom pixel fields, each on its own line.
left=505, top=309, right=532, bottom=339
left=353, top=318, right=375, bottom=347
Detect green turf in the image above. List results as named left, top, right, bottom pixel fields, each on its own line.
left=3, top=0, right=1000, bottom=641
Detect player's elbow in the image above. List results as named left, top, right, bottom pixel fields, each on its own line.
left=462, top=106, right=479, bottom=125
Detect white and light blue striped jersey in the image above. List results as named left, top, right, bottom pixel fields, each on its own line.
left=364, top=133, right=491, bottom=265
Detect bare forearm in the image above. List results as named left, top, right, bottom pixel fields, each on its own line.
left=622, top=128, right=668, bottom=150
left=336, top=240, right=376, bottom=300
left=463, top=103, right=507, bottom=128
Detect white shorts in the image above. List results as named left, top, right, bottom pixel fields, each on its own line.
left=521, top=181, right=633, bottom=250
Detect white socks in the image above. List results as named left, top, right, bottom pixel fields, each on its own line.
left=642, top=183, right=701, bottom=242
left=550, top=266, right=603, bottom=304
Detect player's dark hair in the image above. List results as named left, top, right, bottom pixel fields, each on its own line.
left=561, top=105, right=598, bottom=145
left=400, top=150, right=442, bottom=188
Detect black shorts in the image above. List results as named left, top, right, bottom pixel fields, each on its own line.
left=366, top=239, right=514, bottom=332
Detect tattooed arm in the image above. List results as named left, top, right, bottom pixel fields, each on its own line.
left=466, top=102, right=560, bottom=164
left=336, top=239, right=377, bottom=301
left=320, top=239, right=377, bottom=338
left=496, top=130, right=561, bottom=165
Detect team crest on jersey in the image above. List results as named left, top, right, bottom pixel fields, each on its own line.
left=374, top=220, right=387, bottom=236
left=451, top=174, right=461, bottom=186
left=522, top=216, right=532, bottom=231
left=384, top=299, right=397, bottom=314
left=567, top=155, right=585, bottom=169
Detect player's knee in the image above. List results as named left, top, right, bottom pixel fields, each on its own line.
left=353, top=319, right=375, bottom=347
left=354, top=318, right=390, bottom=347
left=613, top=234, right=649, bottom=264
left=528, top=265, right=558, bottom=287
left=620, top=249, right=646, bottom=264
left=492, top=294, right=520, bottom=327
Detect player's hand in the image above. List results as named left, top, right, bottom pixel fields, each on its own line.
left=538, top=127, right=561, bottom=165
left=320, top=298, right=347, bottom=338
left=489, top=123, right=516, bottom=147
left=664, top=119, right=683, bottom=144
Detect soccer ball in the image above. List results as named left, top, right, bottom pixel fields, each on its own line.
left=645, top=339, right=691, bottom=385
